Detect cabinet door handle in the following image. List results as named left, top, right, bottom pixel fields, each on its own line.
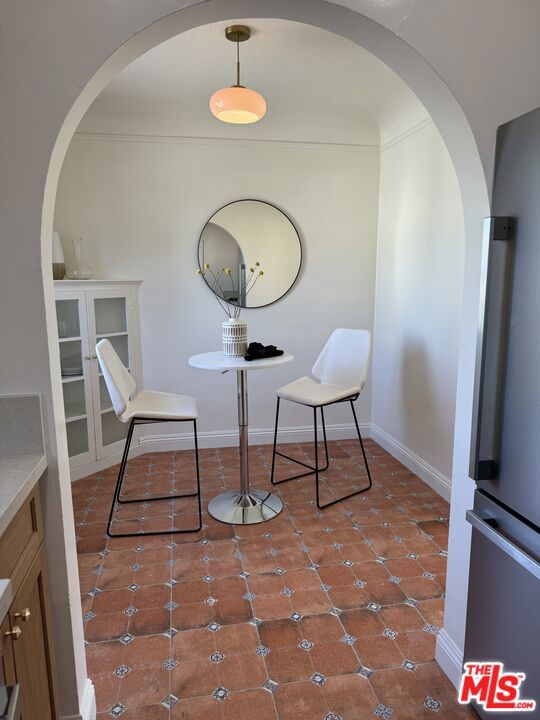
left=5, top=626, right=22, bottom=640
left=14, top=608, right=31, bottom=622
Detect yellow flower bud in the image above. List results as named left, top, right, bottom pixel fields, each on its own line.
left=196, top=269, right=203, bottom=274
left=225, top=267, right=232, bottom=275
left=259, top=270, right=264, bottom=276
left=249, top=267, right=254, bottom=273
left=204, top=263, right=210, bottom=269
left=255, top=261, right=260, bottom=266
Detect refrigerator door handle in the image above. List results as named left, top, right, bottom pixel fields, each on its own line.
left=466, top=509, right=540, bottom=579
left=469, top=216, right=514, bottom=481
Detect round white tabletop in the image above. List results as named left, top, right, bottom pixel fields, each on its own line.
left=189, top=350, right=294, bottom=372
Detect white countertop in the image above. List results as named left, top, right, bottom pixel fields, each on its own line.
left=0, top=453, right=47, bottom=537
left=189, top=350, right=294, bottom=372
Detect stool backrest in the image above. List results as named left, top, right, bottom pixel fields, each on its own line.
left=312, top=328, right=371, bottom=390
left=96, top=338, right=136, bottom=417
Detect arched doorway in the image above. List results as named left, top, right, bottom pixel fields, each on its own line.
left=40, top=1, right=489, bottom=714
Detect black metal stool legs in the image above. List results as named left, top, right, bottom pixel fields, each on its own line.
left=270, top=396, right=372, bottom=509
left=270, top=398, right=329, bottom=484
left=106, top=417, right=202, bottom=538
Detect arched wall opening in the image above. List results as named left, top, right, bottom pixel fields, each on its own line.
left=39, top=0, right=489, bottom=714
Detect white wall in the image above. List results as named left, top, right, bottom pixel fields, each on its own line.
left=371, top=120, right=465, bottom=497
left=54, top=135, right=380, bottom=443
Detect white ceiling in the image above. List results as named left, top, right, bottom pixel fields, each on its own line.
left=78, top=19, right=428, bottom=146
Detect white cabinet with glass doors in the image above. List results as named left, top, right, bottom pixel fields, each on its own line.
left=54, top=280, right=143, bottom=476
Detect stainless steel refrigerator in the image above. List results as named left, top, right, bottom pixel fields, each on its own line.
left=465, top=107, right=540, bottom=717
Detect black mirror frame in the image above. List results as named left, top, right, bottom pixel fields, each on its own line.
left=197, top=198, right=303, bottom=309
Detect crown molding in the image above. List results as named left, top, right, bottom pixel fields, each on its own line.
left=380, top=117, right=434, bottom=152
left=72, top=131, right=380, bottom=153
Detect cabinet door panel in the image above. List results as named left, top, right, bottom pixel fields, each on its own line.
left=56, top=292, right=95, bottom=468
left=10, top=546, right=58, bottom=720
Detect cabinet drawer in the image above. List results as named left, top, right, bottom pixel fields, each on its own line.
left=0, top=487, right=43, bottom=595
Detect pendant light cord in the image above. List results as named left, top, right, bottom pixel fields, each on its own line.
left=236, top=38, right=241, bottom=87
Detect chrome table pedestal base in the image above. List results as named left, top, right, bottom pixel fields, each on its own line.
left=208, top=489, right=283, bottom=525
left=209, top=369, right=283, bottom=525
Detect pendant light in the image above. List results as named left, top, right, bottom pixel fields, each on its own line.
left=210, top=25, right=266, bottom=124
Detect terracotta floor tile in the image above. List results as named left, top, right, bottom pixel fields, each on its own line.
left=274, top=680, right=329, bottom=720
left=265, top=646, right=313, bottom=683
left=395, top=629, right=437, bottom=663
left=171, top=660, right=220, bottom=699
left=318, top=565, right=356, bottom=587
left=97, top=566, right=135, bottom=591
left=352, top=560, right=390, bottom=582
left=417, top=554, right=447, bottom=575
left=340, top=608, right=385, bottom=638
left=309, top=641, right=358, bottom=676
left=259, top=618, right=303, bottom=649
left=388, top=702, right=477, bottom=719
left=85, top=612, right=129, bottom=643
left=328, top=583, right=369, bottom=611
left=416, top=598, right=445, bottom=627
left=129, top=607, right=170, bottom=636
left=172, top=602, right=213, bottom=630
left=213, top=598, right=252, bottom=625
left=217, top=622, right=260, bottom=655
left=118, top=666, right=169, bottom=708
left=172, top=627, right=216, bottom=662
left=364, top=580, right=407, bottom=605
left=384, top=557, right=424, bottom=578
left=221, top=688, right=277, bottom=720
left=85, top=641, right=126, bottom=677
left=73, top=441, right=465, bottom=719
left=378, top=604, right=426, bottom=633
left=322, top=674, right=379, bottom=719
left=399, top=576, right=443, bottom=601
left=292, top=589, right=333, bottom=616
left=124, top=634, right=170, bottom=670
left=173, top=579, right=209, bottom=603
left=252, top=594, right=292, bottom=621
left=355, top=634, right=404, bottom=670
left=299, top=614, right=345, bottom=644
left=248, top=572, right=287, bottom=595
left=92, top=588, right=134, bottom=614
left=218, top=652, right=268, bottom=690
left=116, top=704, right=170, bottom=719
left=370, top=662, right=458, bottom=707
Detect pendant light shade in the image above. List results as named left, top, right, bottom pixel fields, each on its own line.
left=210, top=86, right=266, bottom=124
left=210, top=25, right=266, bottom=124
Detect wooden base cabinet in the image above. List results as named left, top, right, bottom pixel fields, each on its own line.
left=0, top=486, right=59, bottom=719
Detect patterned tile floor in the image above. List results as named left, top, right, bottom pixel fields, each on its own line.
left=73, top=439, right=475, bottom=719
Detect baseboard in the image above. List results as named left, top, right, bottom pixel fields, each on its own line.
left=436, top=628, right=464, bottom=690
left=138, top=421, right=371, bottom=452
left=70, top=423, right=371, bottom=480
left=62, top=678, right=96, bottom=720
left=370, top=424, right=451, bottom=501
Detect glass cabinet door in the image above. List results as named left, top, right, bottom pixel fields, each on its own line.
left=55, top=295, right=95, bottom=465
left=88, top=291, right=135, bottom=458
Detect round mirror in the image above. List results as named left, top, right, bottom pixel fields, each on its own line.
left=198, top=200, right=302, bottom=308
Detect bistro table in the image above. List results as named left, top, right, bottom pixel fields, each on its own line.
left=188, top=350, right=294, bottom=525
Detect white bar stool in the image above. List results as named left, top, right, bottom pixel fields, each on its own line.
left=96, top=339, right=202, bottom=537
left=270, top=328, right=372, bottom=509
